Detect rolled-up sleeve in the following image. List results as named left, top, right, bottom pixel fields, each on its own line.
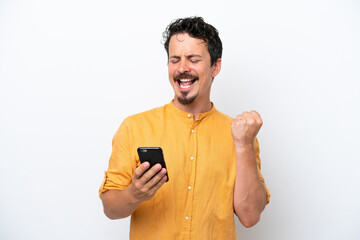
left=254, top=138, right=271, bottom=204
left=99, top=117, right=138, bottom=197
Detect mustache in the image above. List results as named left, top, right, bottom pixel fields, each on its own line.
left=174, top=73, right=199, bottom=81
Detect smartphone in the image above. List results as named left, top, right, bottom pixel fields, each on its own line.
left=137, top=147, right=169, bottom=182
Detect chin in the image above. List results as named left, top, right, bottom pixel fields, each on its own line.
left=177, top=93, right=198, bottom=105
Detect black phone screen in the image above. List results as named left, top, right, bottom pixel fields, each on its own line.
left=137, top=147, right=169, bottom=182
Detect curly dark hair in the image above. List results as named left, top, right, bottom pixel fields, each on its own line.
left=163, top=17, right=223, bottom=66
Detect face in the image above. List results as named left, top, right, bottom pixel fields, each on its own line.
left=168, top=33, right=221, bottom=106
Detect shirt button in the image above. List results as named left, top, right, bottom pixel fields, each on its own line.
left=191, top=129, right=194, bottom=133
left=188, top=186, right=192, bottom=190
left=185, top=216, right=189, bottom=220
left=190, top=156, right=194, bottom=160
left=187, top=114, right=191, bottom=118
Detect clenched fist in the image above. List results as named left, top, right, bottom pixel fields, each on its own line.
left=231, top=110, right=263, bottom=147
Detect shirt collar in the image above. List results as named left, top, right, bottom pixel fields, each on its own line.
left=168, top=100, right=216, bottom=121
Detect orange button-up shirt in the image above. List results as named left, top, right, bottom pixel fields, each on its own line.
left=99, top=101, right=270, bottom=240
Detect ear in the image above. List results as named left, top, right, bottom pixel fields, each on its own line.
left=211, top=58, right=222, bottom=78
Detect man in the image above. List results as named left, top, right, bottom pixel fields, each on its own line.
left=99, top=17, right=270, bottom=239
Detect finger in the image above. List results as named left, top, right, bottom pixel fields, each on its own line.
left=145, top=168, right=167, bottom=189
left=242, top=111, right=254, bottom=119
left=231, top=119, right=238, bottom=128
left=139, top=163, right=162, bottom=184
left=232, top=118, right=245, bottom=128
left=250, top=110, right=263, bottom=125
left=239, top=111, right=257, bottom=122
left=236, top=114, right=245, bottom=120
left=250, top=110, right=263, bottom=127
left=243, top=112, right=260, bottom=125
left=234, top=114, right=245, bottom=126
left=133, top=162, right=150, bottom=179
left=149, top=173, right=167, bottom=194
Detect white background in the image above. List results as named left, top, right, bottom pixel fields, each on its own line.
left=1, top=0, right=359, bottom=239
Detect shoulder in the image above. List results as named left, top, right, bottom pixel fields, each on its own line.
left=212, top=108, right=234, bottom=123
left=124, top=104, right=168, bottom=125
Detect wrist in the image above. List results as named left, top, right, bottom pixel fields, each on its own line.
left=127, top=185, right=142, bottom=205
left=234, top=143, right=255, bottom=152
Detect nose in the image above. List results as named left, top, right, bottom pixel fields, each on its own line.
left=178, top=59, right=190, bottom=73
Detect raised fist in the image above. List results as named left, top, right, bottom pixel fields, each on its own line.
left=231, top=110, right=263, bottom=147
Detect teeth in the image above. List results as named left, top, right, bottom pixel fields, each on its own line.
left=180, top=83, right=191, bottom=89
left=177, top=78, right=196, bottom=89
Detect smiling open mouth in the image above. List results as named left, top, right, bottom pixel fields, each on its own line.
left=177, top=79, right=197, bottom=89
left=174, top=73, right=199, bottom=90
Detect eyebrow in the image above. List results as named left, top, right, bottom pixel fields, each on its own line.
left=187, top=55, right=202, bottom=59
left=169, top=54, right=203, bottom=59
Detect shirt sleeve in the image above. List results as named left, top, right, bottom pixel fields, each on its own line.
left=254, top=137, right=271, bottom=204
left=99, top=117, right=138, bottom=197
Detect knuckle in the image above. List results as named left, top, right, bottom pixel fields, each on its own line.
left=247, top=118, right=255, bottom=124
left=144, top=187, right=151, bottom=193
left=232, top=120, right=240, bottom=126
left=133, top=170, right=139, bottom=177
left=155, top=173, right=164, bottom=181
left=149, top=169, right=158, bottom=178
left=140, top=185, right=149, bottom=194
left=133, top=182, right=141, bottom=190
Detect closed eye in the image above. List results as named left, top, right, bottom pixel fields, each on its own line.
left=190, top=59, right=201, bottom=63
left=169, top=57, right=180, bottom=64
left=188, top=55, right=202, bottom=63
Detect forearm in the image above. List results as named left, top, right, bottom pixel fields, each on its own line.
left=101, top=163, right=167, bottom=220
left=233, top=144, right=267, bottom=227
left=101, top=188, right=141, bottom=219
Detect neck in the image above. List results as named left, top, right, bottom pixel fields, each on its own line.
left=173, top=98, right=212, bottom=121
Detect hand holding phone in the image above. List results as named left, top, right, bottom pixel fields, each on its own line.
left=127, top=147, right=168, bottom=203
